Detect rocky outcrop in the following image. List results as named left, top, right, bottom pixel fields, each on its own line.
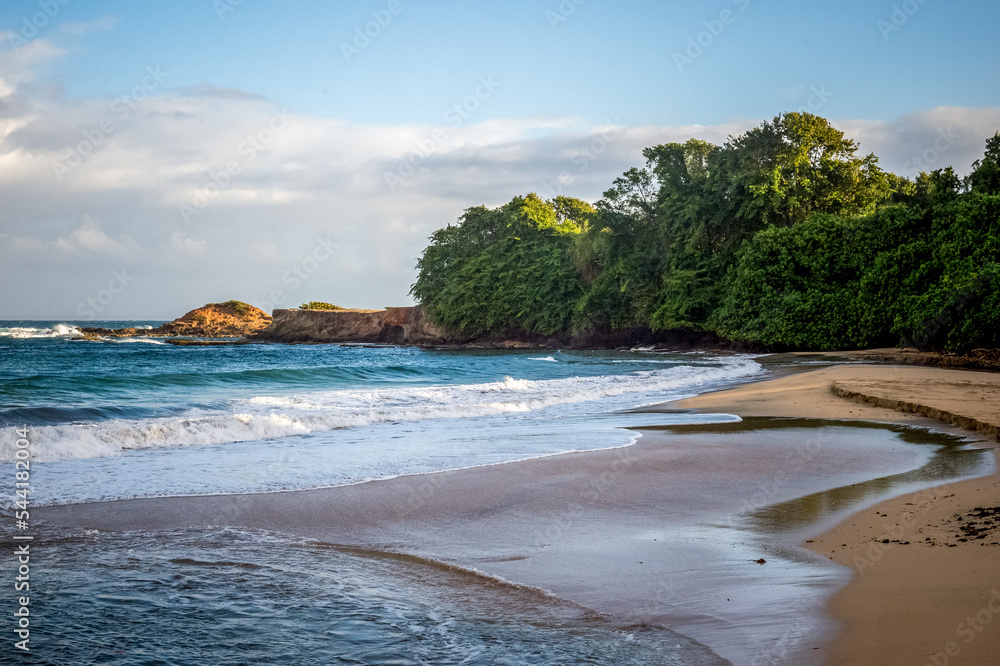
left=249, top=306, right=453, bottom=345
left=77, top=300, right=747, bottom=349
left=81, top=301, right=272, bottom=339
left=249, top=307, right=751, bottom=349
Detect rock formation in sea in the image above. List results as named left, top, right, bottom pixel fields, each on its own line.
left=80, top=301, right=272, bottom=339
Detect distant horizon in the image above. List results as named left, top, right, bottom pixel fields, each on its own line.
left=2, top=0, right=999, bottom=319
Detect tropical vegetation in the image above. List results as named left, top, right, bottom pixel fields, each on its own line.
left=411, top=114, right=999, bottom=352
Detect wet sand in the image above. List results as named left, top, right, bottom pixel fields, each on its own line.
left=676, top=364, right=1000, bottom=665
left=36, top=363, right=1000, bottom=665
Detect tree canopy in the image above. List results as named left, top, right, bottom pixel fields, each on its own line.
left=411, top=194, right=592, bottom=337
left=411, top=115, right=999, bottom=353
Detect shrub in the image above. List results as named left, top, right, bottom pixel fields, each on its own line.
left=300, top=301, right=344, bottom=311
left=216, top=300, right=253, bottom=316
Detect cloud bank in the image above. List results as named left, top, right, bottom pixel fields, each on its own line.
left=1, top=35, right=998, bottom=319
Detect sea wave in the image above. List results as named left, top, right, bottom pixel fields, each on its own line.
left=0, top=358, right=761, bottom=462
left=0, top=324, right=81, bottom=338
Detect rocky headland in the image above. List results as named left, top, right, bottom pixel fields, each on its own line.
left=248, top=306, right=451, bottom=345
left=80, top=301, right=272, bottom=340
left=75, top=302, right=1000, bottom=365
left=246, top=307, right=736, bottom=349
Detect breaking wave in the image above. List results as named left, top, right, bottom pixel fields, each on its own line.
left=0, top=324, right=81, bottom=338
left=0, top=358, right=761, bottom=462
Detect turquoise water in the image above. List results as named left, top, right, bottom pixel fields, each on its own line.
left=0, top=321, right=758, bottom=664
left=0, top=322, right=757, bottom=505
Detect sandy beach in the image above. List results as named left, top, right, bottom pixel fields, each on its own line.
left=35, top=362, right=1000, bottom=665
left=675, top=363, right=1000, bottom=665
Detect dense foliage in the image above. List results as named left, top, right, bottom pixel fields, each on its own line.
left=411, top=194, right=591, bottom=336
left=411, top=114, right=999, bottom=352
left=300, top=302, right=344, bottom=311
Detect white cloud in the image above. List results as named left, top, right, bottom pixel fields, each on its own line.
left=839, top=107, right=1000, bottom=176
left=247, top=242, right=284, bottom=265
left=169, top=231, right=207, bottom=258
left=0, top=34, right=65, bottom=98
left=54, top=217, right=140, bottom=257
left=0, top=35, right=997, bottom=317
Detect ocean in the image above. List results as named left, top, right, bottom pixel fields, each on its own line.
left=0, top=321, right=766, bottom=665
left=2, top=321, right=989, bottom=665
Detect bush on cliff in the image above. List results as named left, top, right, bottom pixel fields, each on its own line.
left=217, top=300, right=253, bottom=316
left=300, top=302, right=345, bottom=311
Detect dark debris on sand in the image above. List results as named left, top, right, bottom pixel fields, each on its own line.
left=954, top=506, right=1000, bottom=544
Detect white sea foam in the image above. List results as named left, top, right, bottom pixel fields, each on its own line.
left=0, top=324, right=81, bottom=338
left=0, top=358, right=761, bottom=462
left=529, top=356, right=558, bottom=362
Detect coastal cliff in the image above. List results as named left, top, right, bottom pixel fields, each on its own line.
left=249, top=306, right=453, bottom=345
left=250, top=307, right=739, bottom=350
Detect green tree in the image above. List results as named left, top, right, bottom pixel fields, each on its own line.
left=411, top=194, right=592, bottom=336
left=411, top=113, right=1000, bottom=353
left=968, top=132, right=1000, bottom=195
left=725, top=112, right=893, bottom=228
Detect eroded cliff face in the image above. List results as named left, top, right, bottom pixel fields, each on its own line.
left=249, top=306, right=454, bottom=345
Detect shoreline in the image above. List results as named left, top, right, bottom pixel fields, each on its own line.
left=66, top=307, right=1000, bottom=372
left=33, top=363, right=1000, bottom=665
left=672, top=364, right=1000, bottom=665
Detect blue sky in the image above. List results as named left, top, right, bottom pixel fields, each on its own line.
left=11, top=0, right=1000, bottom=125
left=1, top=0, right=999, bottom=318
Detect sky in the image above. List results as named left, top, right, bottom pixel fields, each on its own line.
left=1, top=0, right=999, bottom=319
